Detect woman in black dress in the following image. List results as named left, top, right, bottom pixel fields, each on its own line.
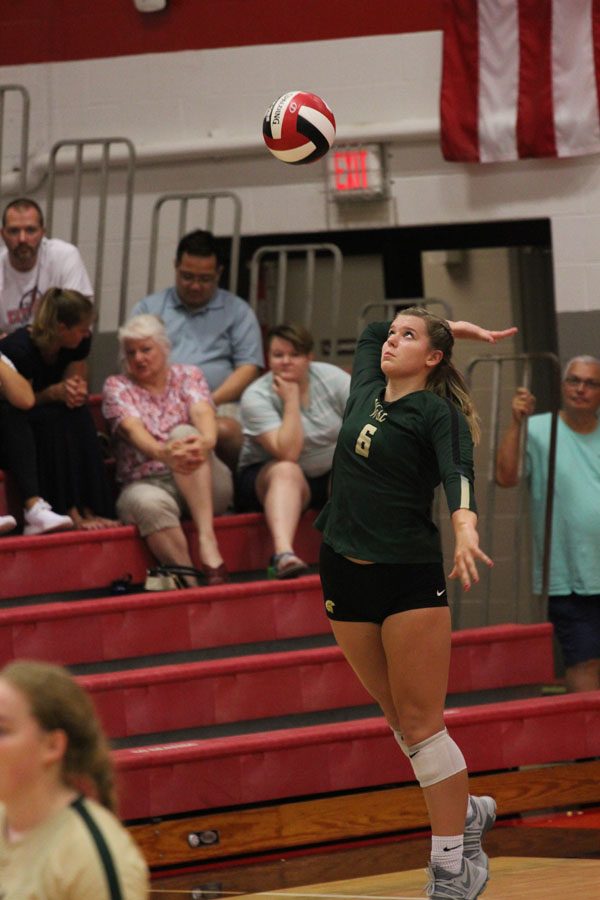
left=0, top=353, right=34, bottom=534
left=0, top=288, right=116, bottom=534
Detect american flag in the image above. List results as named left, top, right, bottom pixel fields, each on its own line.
left=440, top=0, right=600, bottom=162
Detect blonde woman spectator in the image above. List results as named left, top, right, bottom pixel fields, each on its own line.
left=0, top=288, right=115, bottom=533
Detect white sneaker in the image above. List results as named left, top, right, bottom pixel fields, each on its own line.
left=23, top=500, right=74, bottom=536
left=0, top=514, right=17, bottom=535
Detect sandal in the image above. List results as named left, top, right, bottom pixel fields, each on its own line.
left=202, top=562, right=229, bottom=586
left=269, top=551, right=309, bottom=580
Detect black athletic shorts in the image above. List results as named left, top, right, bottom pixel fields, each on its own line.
left=319, top=541, right=448, bottom=624
left=235, top=462, right=330, bottom=512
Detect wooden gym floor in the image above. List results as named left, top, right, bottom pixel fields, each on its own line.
left=149, top=806, right=600, bottom=898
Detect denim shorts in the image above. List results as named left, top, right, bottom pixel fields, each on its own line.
left=319, top=542, right=448, bottom=624
left=547, top=593, right=600, bottom=667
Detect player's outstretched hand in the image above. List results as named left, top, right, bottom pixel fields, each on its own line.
left=449, top=510, right=494, bottom=591
left=449, top=544, right=494, bottom=592
left=450, top=321, right=518, bottom=344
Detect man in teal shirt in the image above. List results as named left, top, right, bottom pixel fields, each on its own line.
left=496, top=356, right=600, bottom=692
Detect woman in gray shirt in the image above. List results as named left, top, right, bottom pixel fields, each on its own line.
left=236, top=323, right=349, bottom=578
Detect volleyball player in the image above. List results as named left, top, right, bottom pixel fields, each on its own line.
left=316, top=308, right=510, bottom=899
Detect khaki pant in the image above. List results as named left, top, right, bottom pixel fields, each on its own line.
left=116, top=424, right=233, bottom=537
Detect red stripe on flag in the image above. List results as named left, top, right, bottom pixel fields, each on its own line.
left=516, top=0, right=556, bottom=158
left=440, top=0, right=480, bottom=161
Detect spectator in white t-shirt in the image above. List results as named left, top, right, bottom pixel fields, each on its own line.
left=0, top=198, right=93, bottom=336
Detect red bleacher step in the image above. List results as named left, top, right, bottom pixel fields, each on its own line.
left=0, top=576, right=327, bottom=665
left=80, top=624, right=554, bottom=739
left=448, top=622, right=555, bottom=691
left=113, top=691, right=600, bottom=820
left=0, top=510, right=321, bottom=600
left=83, top=647, right=368, bottom=738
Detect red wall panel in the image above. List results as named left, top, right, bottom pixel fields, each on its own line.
left=0, top=1, right=443, bottom=66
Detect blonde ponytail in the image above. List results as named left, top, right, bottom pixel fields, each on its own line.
left=426, top=355, right=481, bottom=444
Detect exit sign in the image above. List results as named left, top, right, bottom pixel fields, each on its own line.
left=327, top=143, right=386, bottom=201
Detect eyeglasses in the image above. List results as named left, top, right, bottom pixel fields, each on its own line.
left=564, top=375, right=600, bottom=389
left=177, top=271, right=219, bottom=285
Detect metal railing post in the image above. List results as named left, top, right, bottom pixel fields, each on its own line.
left=249, top=243, right=343, bottom=360
left=0, top=84, right=30, bottom=198
left=357, top=297, right=453, bottom=337
left=462, top=352, right=561, bottom=628
left=45, top=137, right=136, bottom=327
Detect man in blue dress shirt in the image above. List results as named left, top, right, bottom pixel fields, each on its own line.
left=133, top=230, right=264, bottom=470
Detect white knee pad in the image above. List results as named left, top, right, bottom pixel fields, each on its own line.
left=392, top=728, right=411, bottom=758
left=406, top=728, right=466, bottom=788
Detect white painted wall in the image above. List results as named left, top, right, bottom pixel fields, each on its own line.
left=1, top=30, right=599, bottom=328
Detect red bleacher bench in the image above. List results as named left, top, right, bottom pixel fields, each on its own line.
left=76, top=623, right=554, bottom=739
left=113, top=691, right=600, bottom=819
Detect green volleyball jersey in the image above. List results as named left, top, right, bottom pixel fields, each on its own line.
left=315, top=321, right=476, bottom=563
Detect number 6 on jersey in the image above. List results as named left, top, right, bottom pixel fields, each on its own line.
left=355, top=423, right=377, bottom=458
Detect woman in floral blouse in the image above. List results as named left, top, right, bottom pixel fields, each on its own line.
left=102, top=314, right=233, bottom=586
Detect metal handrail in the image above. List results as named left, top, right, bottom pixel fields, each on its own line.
left=147, top=191, right=242, bottom=296
left=46, top=137, right=136, bottom=326
left=0, top=84, right=29, bottom=198
left=357, top=297, right=454, bottom=336
left=249, top=243, right=343, bottom=360
left=455, top=352, right=562, bottom=628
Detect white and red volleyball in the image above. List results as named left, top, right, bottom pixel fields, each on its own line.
left=262, top=91, right=336, bottom=165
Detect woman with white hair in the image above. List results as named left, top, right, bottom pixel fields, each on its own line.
left=102, top=314, right=233, bottom=586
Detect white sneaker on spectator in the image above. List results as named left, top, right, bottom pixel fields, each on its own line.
left=23, top=500, right=74, bottom=536
left=0, top=514, right=17, bottom=535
